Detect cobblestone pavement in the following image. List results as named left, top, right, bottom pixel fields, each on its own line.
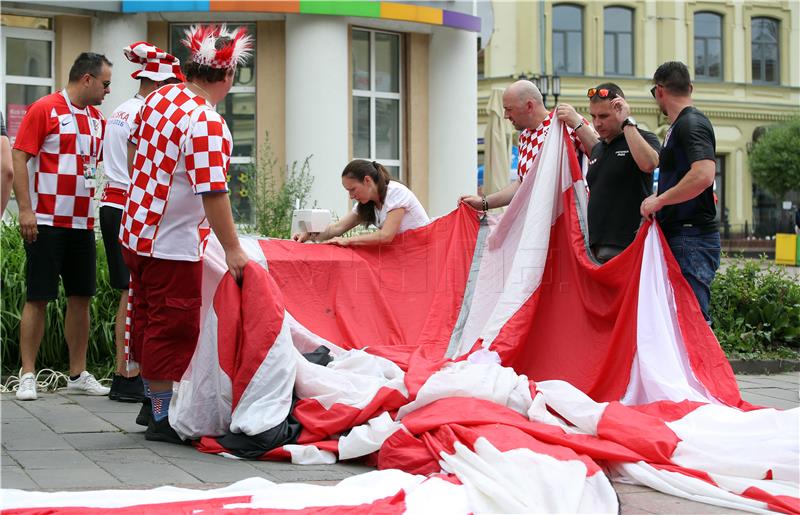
left=2, top=372, right=798, bottom=513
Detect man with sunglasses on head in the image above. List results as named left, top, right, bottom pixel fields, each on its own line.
left=640, top=61, right=719, bottom=324
left=12, top=52, right=113, bottom=401
left=460, top=80, right=597, bottom=211
left=582, top=83, right=660, bottom=263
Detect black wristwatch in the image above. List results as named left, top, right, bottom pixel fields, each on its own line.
left=621, top=117, right=638, bottom=130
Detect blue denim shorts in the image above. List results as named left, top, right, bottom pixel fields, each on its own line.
left=666, top=230, right=721, bottom=323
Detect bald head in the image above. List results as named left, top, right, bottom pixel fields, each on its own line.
left=506, top=80, right=543, bottom=106
left=502, top=80, right=547, bottom=131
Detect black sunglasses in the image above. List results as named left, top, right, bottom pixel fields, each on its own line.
left=89, top=74, right=111, bottom=89
left=650, top=84, right=661, bottom=98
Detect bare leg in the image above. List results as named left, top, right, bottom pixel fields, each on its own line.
left=65, top=296, right=91, bottom=376
left=19, top=301, right=47, bottom=374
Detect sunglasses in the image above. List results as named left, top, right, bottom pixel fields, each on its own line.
left=650, top=84, right=661, bottom=98
left=587, top=88, right=616, bottom=99
left=89, top=74, right=111, bottom=89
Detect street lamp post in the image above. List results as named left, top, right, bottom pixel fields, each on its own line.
left=518, top=73, right=561, bottom=108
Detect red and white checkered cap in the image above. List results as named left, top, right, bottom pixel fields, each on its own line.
left=124, top=41, right=186, bottom=82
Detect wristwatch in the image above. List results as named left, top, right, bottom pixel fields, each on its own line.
left=621, top=117, right=638, bottom=130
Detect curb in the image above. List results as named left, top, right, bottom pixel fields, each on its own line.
left=728, top=359, right=800, bottom=375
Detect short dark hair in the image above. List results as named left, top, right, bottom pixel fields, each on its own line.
left=590, top=82, right=625, bottom=103
left=653, top=61, right=692, bottom=96
left=68, top=52, right=112, bottom=83
left=183, top=36, right=234, bottom=83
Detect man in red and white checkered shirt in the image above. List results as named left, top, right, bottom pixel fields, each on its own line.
left=100, top=41, right=185, bottom=405
left=12, top=52, right=114, bottom=401
left=120, top=24, right=252, bottom=443
left=460, top=80, right=598, bottom=211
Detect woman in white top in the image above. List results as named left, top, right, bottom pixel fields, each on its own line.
left=292, top=159, right=430, bottom=246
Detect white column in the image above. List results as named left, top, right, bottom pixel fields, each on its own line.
left=285, top=15, right=350, bottom=218
left=428, top=27, right=477, bottom=218
left=90, top=13, right=148, bottom=118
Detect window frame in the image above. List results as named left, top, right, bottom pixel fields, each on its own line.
left=693, top=11, right=724, bottom=81
left=751, top=16, right=780, bottom=85
left=603, top=6, right=634, bottom=77
left=552, top=4, right=584, bottom=76
left=0, top=24, right=55, bottom=141
left=351, top=27, right=404, bottom=181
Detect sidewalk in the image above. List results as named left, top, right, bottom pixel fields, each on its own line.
left=2, top=372, right=798, bottom=513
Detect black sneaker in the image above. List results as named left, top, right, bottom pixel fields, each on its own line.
left=109, top=374, right=146, bottom=403
left=136, top=397, right=152, bottom=427
left=145, top=416, right=187, bottom=445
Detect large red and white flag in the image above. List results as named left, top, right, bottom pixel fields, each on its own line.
left=4, top=118, right=797, bottom=515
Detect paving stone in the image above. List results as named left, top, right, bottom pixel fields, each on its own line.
left=740, top=391, right=797, bottom=410
left=741, top=375, right=800, bottom=389
left=63, top=432, right=144, bottom=451
left=744, top=387, right=800, bottom=403
left=8, top=449, right=96, bottom=469
left=0, top=398, right=35, bottom=419
left=1, top=419, right=72, bottom=451
left=68, top=394, right=141, bottom=414
left=27, top=466, right=122, bottom=489
left=165, top=456, right=267, bottom=483
left=94, top=411, right=146, bottom=433
left=612, top=481, right=654, bottom=494
left=620, top=490, right=748, bottom=514
left=84, top=448, right=201, bottom=486
left=19, top=396, right=118, bottom=434
left=1, top=452, right=19, bottom=467
left=1, top=465, right=38, bottom=490
left=259, top=468, right=355, bottom=483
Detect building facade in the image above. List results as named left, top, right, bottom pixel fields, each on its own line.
left=1, top=1, right=480, bottom=220
left=478, top=0, right=800, bottom=236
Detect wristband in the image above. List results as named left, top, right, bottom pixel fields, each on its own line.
left=481, top=196, right=489, bottom=212
left=573, top=121, right=584, bottom=131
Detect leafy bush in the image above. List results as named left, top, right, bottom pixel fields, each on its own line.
left=1, top=222, right=118, bottom=376
left=749, top=116, right=800, bottom=199
left=243, top=133, right=315, bottom=238
left=711, top=256, right=800, bottom=358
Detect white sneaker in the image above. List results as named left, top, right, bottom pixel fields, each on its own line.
left=67, top=371, right=110, bottom=396
left=16, top=372, right=37, bottom=401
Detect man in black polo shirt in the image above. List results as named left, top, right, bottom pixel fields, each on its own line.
left=641, top=61, right=720, bottom=324
left=584, top=83, right=660, bottom=263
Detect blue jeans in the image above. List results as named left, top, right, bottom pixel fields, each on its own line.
left=666, top=230, right=721, bottom=324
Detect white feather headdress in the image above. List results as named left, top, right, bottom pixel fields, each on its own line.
left=182, top=25, right=253, bottom=70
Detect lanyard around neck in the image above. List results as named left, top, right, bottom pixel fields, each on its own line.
left=61, top=89, right=95, bottom=159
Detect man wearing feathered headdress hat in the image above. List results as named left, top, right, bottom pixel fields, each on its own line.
left=118, top=25, right=253, bottom=443
left=101, top=42, right=185, bottom=409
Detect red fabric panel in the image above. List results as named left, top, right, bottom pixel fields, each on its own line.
left=597, top=402, right=680, bottom=464
left=630, top=400, right=706, bottom=422
left=378, top=428, right=442, bottom=475
left=214, top=262, right=286, bottom=410
left=741, top=486, right=800, bottom=515
left=293, top=387, right=408, bottom=440
left=491, top=192, right=643, bottom=402
left=259, top=205, right=479, bottom=353
left=650, top=462, right=718, bottom=486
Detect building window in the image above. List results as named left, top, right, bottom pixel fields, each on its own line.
left=694, top=12, right=723, bottom=80
left=553, top=4, right=583, bottom=75
left=351, top=28, right=403, bottom=180
left=751, top=17, right=779, bottom=84
left=169, top=23, right=256, bottom=223
left=603, top=7, right=633, bottom=76
left=1, top=15, right=54, bottom=141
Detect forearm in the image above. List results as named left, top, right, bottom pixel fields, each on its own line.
left=201, top=192, right=241, bottom=252
left=341, top=229, right=396, bottom=246
left=624, top=127, right=658, bottom=173
left=574, top=123, right=599, bottom=154
left=657, top=161, right=715, bottom=207
left=12, top=149, right=33, bottom=211
left=485, top=180, right=520, bottom=209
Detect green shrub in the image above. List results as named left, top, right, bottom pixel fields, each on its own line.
left=244, top=133, right=315, bottom=238
left=711, top=256, right=800, bottom=358
left=1, top=222, right=118, bottom=377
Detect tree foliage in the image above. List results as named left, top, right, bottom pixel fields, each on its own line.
left=749, top=116, right=800, bottom=199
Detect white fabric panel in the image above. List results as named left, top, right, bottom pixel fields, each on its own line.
left=454, top=118, right=571, bottom=356
left=439, top=438, right=618, bottom=514
left=294, top=348, right=407, bottom=410
left=338, top=412, right=403, bottom=460
left=230, top=317, right=298, bottom=435
left=285, top=445, right=337, bottom=465
left=612, top=462, right=773, bottom=514
left=622, top=226, right=714, bottom=405
left=668, top=404, right=800, bottom=484
left=534, top=380, right=609, bottom=435
left=397, top=361, right=533, bottom=419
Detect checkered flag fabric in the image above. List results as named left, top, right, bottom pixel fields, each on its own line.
left=517, top=111, right=587, bottom=181
left=120, top=84, right=231, bottom=259
left=125, top=41, right=185, bottom=82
